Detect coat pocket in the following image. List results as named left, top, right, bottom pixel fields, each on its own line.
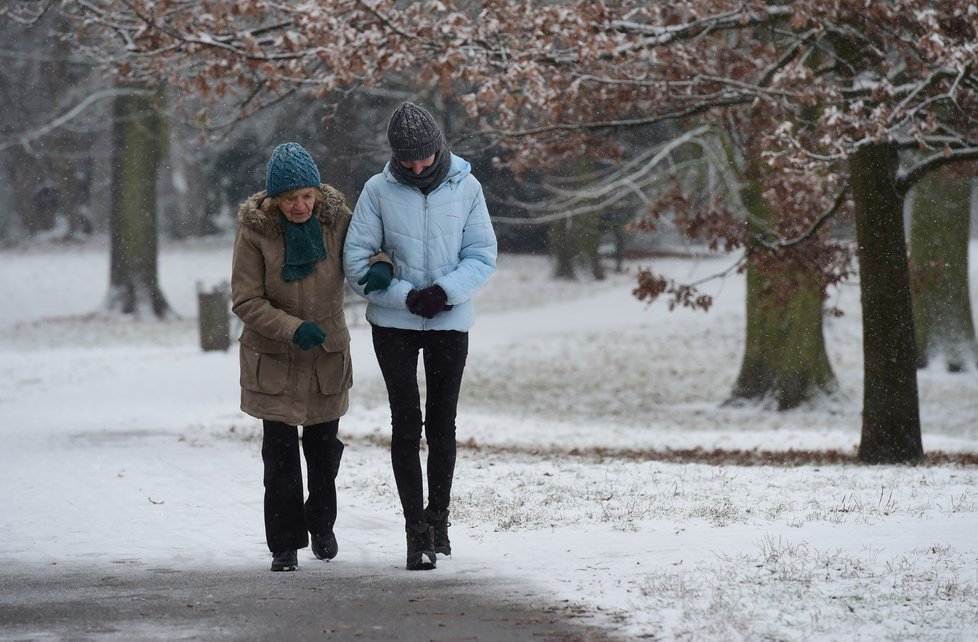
left=315, top=345, right=352, bottom=396
left=239, top=330, right=289, bottom=395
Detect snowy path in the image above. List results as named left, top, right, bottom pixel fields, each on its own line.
left=2, top=241, right=978, bottom=640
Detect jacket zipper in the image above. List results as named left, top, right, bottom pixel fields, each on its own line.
left=295, top=275, right=302, bottom=399
left=422, top=193, right=430, bottom=330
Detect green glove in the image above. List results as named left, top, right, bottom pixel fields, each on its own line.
left=358, top=262, right=393, bottom=295
left=292, top=321, right=326, bottom=351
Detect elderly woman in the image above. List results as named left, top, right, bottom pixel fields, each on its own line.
left=231, top=142, right=389, bottom=572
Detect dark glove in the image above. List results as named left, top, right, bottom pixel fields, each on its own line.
left=292, top=321, right=326, bottom=350
left=406, top=285, right=452, bottom=319
left=358, top=262, right=393, bottom=295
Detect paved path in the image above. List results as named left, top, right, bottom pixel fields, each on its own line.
left=0, top=563, right=624, bottom=641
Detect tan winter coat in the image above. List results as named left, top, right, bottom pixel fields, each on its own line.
left=231, top=184, right=355, bottom=426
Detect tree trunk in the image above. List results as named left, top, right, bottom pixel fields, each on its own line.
left=909, top=167, right=977, bottom=371
left=107, top=86, right=171, bottom=318
left=578, top=212, right=605, bottom=280
left=850, top=142, right=923, bottom=464
left=9, top=148, right=52, bottom=236
left=729, top=180, right=837, bottom=410
left=550, top=217, right=577, bottom=280
left=548, top=158, right=605, bottom=280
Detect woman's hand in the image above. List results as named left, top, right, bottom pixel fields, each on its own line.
left=292, top=321, right=327, bottom=350
left=406, top=286, right=452, bottom=319
left=358, top=262, right=393, bottom=294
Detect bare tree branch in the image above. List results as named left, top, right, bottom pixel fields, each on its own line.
left=754, top=185, right=850, bottom=251
left=0, top=0, right=54, bottom=26
left=897, top=147, right=978, bottom=195
left=486, top=97, right=750, bottom=139
left=609, top=6, right=793, bottom=45
left=0, top=87, right=150, bottom=152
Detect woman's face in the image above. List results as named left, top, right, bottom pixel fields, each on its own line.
left=399, top=153, right=436, bottom=175
left=279, top=188, right=317, bottom=223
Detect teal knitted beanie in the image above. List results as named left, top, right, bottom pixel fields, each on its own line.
left=265, top=142, right=321, bottom=197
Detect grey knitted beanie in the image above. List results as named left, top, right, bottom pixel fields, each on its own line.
left=387, top=102, right=444, bottom=161
left=265, top=142, right=321, bottom=197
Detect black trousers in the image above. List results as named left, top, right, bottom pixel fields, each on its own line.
left=372, top=325, right=468, bottom=525
left=261, top=419, right=340, bottom=553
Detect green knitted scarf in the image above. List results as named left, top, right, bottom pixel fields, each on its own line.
left=280, top=213, right=327, bottom=282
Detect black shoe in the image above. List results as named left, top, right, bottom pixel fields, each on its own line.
left=270, top=550, right=298, bottom=572
left=311, top=531, right=338, bottom=560
left=425, top=508, right=452, bottom=556
left=405, top=521, right=436, bottom=571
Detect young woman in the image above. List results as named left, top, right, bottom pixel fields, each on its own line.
left=344, top=102, right=497, bottom=570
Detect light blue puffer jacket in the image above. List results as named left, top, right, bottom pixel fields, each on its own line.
left=343, top=153, right=497, bottom=331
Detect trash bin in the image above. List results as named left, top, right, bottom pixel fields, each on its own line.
left=197, top=280, right=230, bottom=351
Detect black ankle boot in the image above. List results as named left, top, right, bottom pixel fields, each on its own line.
left=424, top=508, right=452, bottom=556
left=311, top=531, right=338, bottom=560
left=270, top=549, right=298, bottom=572
left=405, top=521, right=436, bottom=570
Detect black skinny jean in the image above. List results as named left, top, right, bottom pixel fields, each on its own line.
left=261, top=419, right=340, bottom=553
left=372, top=325, right=468, bottom=526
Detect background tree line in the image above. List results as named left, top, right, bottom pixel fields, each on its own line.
left=0, top=9, right=561, bottom=250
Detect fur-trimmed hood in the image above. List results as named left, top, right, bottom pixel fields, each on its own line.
left=236, top=183, right=346, bottom=237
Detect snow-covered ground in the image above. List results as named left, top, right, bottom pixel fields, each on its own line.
left=1, top=237, right=977, bottom=641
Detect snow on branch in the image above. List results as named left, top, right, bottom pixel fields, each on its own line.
left=0, top=87, right=150, bottom=152
left=897, top=146, right=978, bottom=195
left=753, top=186, right=850, bottom=251
left=489, top=126, right=742, bottom=225
left=482, top=98, right=751, bottom=140
left=609, top=6, right=793, bottom=45
left=0, top=0, right=54, bottom=26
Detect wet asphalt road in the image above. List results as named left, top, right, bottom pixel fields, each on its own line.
left=0, top=562, right=625, bottom=641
